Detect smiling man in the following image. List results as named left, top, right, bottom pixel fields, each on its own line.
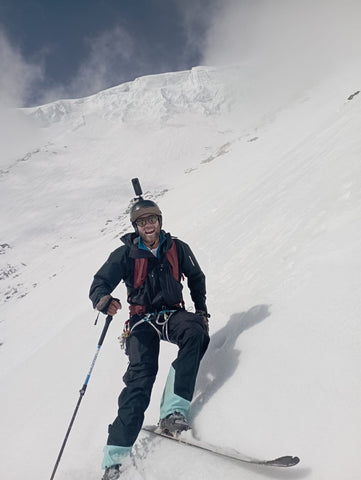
left=89, top=198, right=210, bottom=479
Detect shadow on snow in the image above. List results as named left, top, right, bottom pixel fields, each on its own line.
left=191, top=304, right=271, bottom=420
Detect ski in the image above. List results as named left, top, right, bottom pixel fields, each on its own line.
left=142, top=425, right=300, bottom=468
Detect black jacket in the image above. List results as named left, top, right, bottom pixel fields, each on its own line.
left=89, top=231, right=207, bottom=314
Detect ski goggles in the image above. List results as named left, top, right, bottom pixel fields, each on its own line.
left=135, top=214, right=159, bottom=227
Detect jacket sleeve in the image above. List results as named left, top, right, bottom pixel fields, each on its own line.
left=89, top=246, right=128, bottom=309
left=176, top=239, right=207, bottom=312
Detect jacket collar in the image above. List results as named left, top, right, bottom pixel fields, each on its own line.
left=138, top=232, right=166, bottom=258
left=123, top=230, right=172, bottom=259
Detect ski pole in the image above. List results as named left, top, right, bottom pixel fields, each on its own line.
left=50, top=314, right=113, bottom=480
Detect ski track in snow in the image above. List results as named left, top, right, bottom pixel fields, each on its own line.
left=0, top=63, right=361, bottom=480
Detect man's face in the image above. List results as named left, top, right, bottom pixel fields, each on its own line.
left=136, top=214, right=161, bottom=247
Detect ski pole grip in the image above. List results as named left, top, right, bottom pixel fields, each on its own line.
left=98, top=315, right=113, bottom=346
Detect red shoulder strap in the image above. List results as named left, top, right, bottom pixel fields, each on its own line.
left=133, top=258, right=148, bottom=288
left=166, top=239, right=180, bottom=281
left=133, top=239, right=179, bottom=289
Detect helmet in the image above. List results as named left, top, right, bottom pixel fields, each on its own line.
left=130, top=199, right=162, bottom=223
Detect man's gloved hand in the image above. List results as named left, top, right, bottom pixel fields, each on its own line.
left=196, top=309, right=210, bottom=332
left=107, top=298, right=122, bottom=316
left=96, top=295, right=122, bottom=316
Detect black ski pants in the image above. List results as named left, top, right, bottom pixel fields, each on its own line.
left=107, top=309, right=209, bottom=447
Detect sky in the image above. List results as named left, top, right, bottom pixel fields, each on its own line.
left=1, top=0, right=361, bottom=109
left=0, top=0, right=219, bottom=106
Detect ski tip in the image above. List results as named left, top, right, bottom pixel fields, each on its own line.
left=269, top=455, right=300, bottom=467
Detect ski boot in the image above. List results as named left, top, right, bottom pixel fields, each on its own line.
left=101, top=464, right=121, bottom=480
left=159, top=411, right=190, bottom=436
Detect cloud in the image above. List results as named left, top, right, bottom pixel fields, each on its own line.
left=198, top=0, right=361, bottom=125
left=40, top=25, right=136, bottom=104
left=172, top=0, right=220, bottom=56
left=0, top=29, right=43, bottom=108
left=0, top=29, right=43, bottom=162
left=203, top=0, right=361, bottom=70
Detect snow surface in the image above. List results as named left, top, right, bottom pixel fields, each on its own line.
left=1, top=63, right=361, bottom=480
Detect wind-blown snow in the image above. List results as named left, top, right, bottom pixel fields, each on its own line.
left=0, top=62, right=360, bottom=480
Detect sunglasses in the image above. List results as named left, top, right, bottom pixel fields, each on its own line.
left=135, top=215, right=159, bottom=227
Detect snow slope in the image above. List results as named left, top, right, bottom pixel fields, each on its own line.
left=1, top=64, right=361, bottom=480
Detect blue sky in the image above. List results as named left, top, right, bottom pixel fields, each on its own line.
left=0, top=0, right=219, bottom=106
left=0, top=0, right=359, bottom=108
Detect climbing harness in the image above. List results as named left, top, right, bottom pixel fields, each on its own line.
left=119, top=309, right=177, bottom=352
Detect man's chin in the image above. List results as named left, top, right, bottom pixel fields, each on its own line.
left=142, top=233, right=158, bottom=245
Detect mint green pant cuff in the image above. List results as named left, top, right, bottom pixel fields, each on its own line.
left=101, top=445, right=132, bottom=469
left=160, top=366, right=191, bottom=419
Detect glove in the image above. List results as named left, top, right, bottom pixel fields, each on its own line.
left=96, top=295, right=122, bottom=316
left=196, top=309, right=210, bottom=332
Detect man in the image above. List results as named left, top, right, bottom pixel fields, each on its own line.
left=89, top=198, right=210, bottom=479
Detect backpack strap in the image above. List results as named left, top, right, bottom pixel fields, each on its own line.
left=166, top=239, right=180, bottom=281
left=133, top=257, right=148, bottom=288
left=133, top=238, right=179, bottom=288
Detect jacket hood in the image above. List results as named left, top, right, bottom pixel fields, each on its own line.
left=120, top=232, right=138, bottom=247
